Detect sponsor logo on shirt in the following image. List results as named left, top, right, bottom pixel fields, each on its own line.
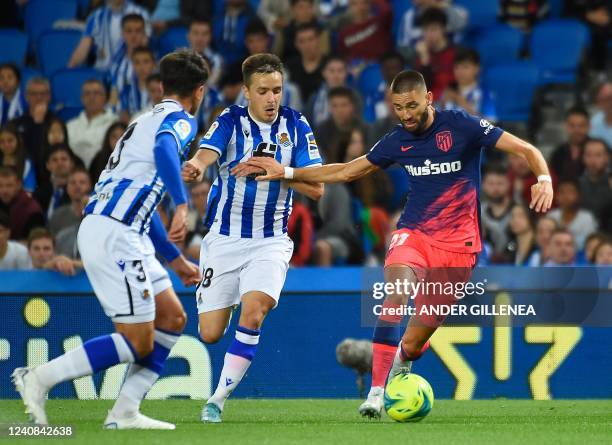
left=404, top=159, right=462, bottom=176
left=480, top=118, right=495, bottom=135
left=306, top=132, right=319, bottom=160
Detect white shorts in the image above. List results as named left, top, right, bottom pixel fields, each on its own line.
left=196, top=232, right=294, bottom=313
left=77, top=214, right=172, bottom=324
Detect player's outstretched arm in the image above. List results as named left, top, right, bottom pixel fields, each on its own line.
left=495, top=131, right=554, bottom=213
left=232, top=155, right=379, bottom=183
left=182, top=148, right=219, bottom=183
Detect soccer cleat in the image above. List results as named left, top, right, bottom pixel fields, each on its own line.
left=386, top=345, right=413, bottom=386
left=103, top=410, right=176, bottom=430
left=12, top=367, right=48, bottom=425
left=201, top=403, right=222, bottom=423
left=358, top=386, right=384, bottom=419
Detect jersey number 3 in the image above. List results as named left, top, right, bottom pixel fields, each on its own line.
left=107, top=122, right=137, bottom=170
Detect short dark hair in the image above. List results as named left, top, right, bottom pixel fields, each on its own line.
left=0, top=166, right=19, bottom=179
left=557, top=178, right=581, bottom=192
left=45, top=143, right=75, bottom=164
left=380, top=51, right=405, bottom=66
left=390, top=70, right=427, bottom=94
left=82, top=78, right=107, bottom=97
left=245, top=18, right=269, bottom=38
left=420, top=7, right=448, bottom=28
left=565, top=105, right=589, bottom=120
left=0, top=63, right=21, bottom=82
left=483, top=164, right=507, bottom=177
left=242, top=53, right=284, bottom=86
left=159, top=49, right=209, bottom=98
left=584, top=137, right=611, bottom=153
left=0, top=211, right=9, bottom=229
left=323, top=53, right=346, bottom=68
left=550, top=228, right=574, bottom=240
left=454, top=47, right=480, bottom=66
left=27, top=227, right=55, bottom=249
left=328, top=86, right=355, bottom=103
left=295, top=22, right=321, bottom=37
left=146, top=73, right=161, bottom=84
left=132, top=46, right=156, bottom=61
left=188, top=18, right=211, bottom=31
left=121, top=13, right=145, bottom=28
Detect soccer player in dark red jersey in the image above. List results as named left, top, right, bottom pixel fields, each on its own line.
left=230, top=70, right=553, bottom=418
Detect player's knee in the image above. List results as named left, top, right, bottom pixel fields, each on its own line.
left=199, top=326, right=223, bottom=344
left=170, top=310, right=187, bottom=332
left=240, top=306, right=268, bottom=330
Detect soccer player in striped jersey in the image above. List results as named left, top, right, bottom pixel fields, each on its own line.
left=182, top=53, right=324, bottom=423
left=12, top=50, right=205, bottom=429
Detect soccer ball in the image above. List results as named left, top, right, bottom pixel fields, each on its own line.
left=384, top=373, right=434, bottom=422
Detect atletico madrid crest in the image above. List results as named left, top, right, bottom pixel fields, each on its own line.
left=435, top=131, right=453, bottom=152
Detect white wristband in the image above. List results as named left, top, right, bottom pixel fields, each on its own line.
left=284, top=166, right=294, bottom=179
left=537, top=175, right=552, bottom=183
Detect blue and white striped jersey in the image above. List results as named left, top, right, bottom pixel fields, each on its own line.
left=200, top=105, right=322, bottom=239
left=85, top=99, right=196, bottom=233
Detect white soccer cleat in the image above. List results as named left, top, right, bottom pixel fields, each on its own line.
left=11, top=367, right=48, bottom=425
left=103, top=410, right=176, bottom=430
left=358, top=386, right=384, bottom=419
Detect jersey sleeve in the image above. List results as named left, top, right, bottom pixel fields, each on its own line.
left=156, top=111, right=197, bottom=150
left=365, top=132, right=396, bottom=169
left=293, top=115, right=322, bottom=168
left=456, top=110, right=503, bottom=149
left=198, top=108, right=234, bottom=157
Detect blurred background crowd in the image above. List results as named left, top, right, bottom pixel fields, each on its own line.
left=0, top=0, right=610, bottom=274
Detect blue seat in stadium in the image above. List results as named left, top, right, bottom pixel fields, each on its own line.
left=158, top=26, right=189, bottom=57
left=455, top=0, right=499, bottom=30
left=484, top=62, right=540, bottom=123
left=0, top=29, right=28, bottom=65
left=51, top=68, right=105, bottom=109
left=24, top=0, right=78, bottom=47
left=473, top=25, right=523, bottom=67
left=529, top=19, right=589, bottom=85
left=37, top=30, right=82, bottom=76
left=392, top=0, right=412, bottom=41
left=358, top=63, right=383, bottom=98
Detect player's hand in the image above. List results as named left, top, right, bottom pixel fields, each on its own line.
left=53, top=256, right=76, bottom=276
left=182, top=160, right=204, bottom=183
left=169, top=255, right=201, bottom=286
left=230, top=162, right=266, bottom=178
left=529, top=180, right=553, bottom=213
left=168, top=204, right=188, bottom=243
left=238, top=157, right=285, bottom=181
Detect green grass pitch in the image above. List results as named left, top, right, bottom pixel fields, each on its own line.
left=1, top=399, right=611, bottom=445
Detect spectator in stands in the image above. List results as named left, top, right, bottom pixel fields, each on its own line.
left=184, top=180, right=211, bottom=261
left=69, top=0, right=151, bottom=71
left=502, top=204, right=538, bottom=265
left=578, top=232, right=608, bottom=264
left=27, top=228, right=82, bottom=275
left=594, top=239, right=612, bottom=265
left=118, top=46, right=157, bottom=120
left=0, top=167, right=44, bottom=241
left=109, top=13, right=149, bottom=104
left=286, top=23, right=325, bottom=104
left=315, top=86, right=369, bottom=163
left=371, top=89, right=400, bottom=142
left=548, top=179, right=598, bottom=249
left=544, top=228, right=577, bottom=266
left=550, top=106, right=589, bottom=180
left=150, top=0, right=213, bottom=33
left=590, top=82, right=612, bottom=147
left=507, top=154, right=557, bottom=207
left=89, top=122, right=127, bottom=182
left=527, top=216, right=558, bottom=266
left=579, top=138, right=611, bottom=226
left=305, top=55, right=351, bottom=127
left=188, top=19, right=224, bottom=87
left=288, top=199, right=315, bottom=266
left=363, top=51, right=405, bottom=123
left=275, top=0, right=330, bottom=61
left=501, top=0, right=549, bottom=32
left=0, top=64, right=26, bottom=125
left=396, top=0, right=468, bottom=60
left=442, top=48, right=497, bottom=121
left=219, top=69, right=245, bottom=107
left=315, top=183, right=363, bottom=265
left=11, top=77, right=57, bottom=176
left=67, top=79, right=117, bottom=169
left=48, top=168, right=91, bottom=235
left=481, top=166, right=514, bottom=260
left=34, top=144, right=75, bottom=220
left=415, top=8, right=456, bottom=100
left=337, top=0, right=392, bottom=63
left=563, top=0, right=610, bottom=75
left=128, top=72, right=165, bottom=121
left=212, top=0, right=256, bottom=66
left=0, top=124, right=36, bottom=193
left=257, top=0, right=291, bottom=34
left=0, top=210, right=31, bottom=270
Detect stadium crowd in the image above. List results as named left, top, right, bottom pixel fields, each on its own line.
left=0, top=0, right=610, bottom=273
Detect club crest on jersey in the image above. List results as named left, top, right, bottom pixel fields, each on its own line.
left=173, top=119, right=191, bottom=140
left=435, top=131, right=453, bottom=152
left=277, top=132, right=292, bottom=148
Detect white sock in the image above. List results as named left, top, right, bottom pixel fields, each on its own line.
left=208, top=326, right=260, bottom=411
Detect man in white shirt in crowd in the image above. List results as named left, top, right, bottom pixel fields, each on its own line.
left=0, top=211, right=31, bottom=270
left=67, top=80, right=117, bottom=169
left=27, top=228, right=82, bottom=276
